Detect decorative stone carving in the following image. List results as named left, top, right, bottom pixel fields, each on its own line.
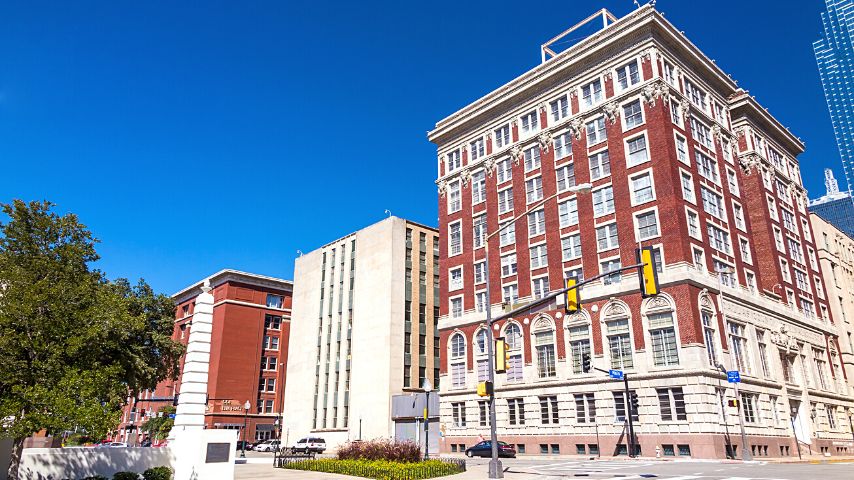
left=699, top=292, right=715, bottom=312
left=712, top=124, right=723, bottom=143
left=679, top=98, right=691, bottom=121
left=539, top=102, right=548, bottom=116
left=602, top=301, right=627, bottom=317
left=484, top=156, right=497, bottom=177
left=460, top=168, right=472, bottom=187
left=569, top=89, right=578, bottom=99
left=437, top=179, right=448, bottom=197
left=734, top=126, right=747, bottom=139
left=644, top=295, right=672, bottom=311
left=641, top=80, right=669, bottom=106
left=509, top=145, right=523, bottom=166
left=738, top=153, right=762, bottom=175
left=568, top=117, right=584, bottom=140
left=538, top=131, right=553, bottom=153
left=602, top=101, right=620, bottom=124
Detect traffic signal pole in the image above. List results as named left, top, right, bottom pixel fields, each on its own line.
left=624, top=374, right=636, bottom=458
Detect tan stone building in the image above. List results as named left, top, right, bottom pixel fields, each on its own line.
left=811, top=212, right=854, bottom=398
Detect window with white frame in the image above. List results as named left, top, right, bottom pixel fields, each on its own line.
left=701, top=186, right=726, bottom=220
left=499, top=220, right=515, bottom=246
left=597, top=223, right=619, bottom=251
left=781, top=208, right=796, bottom=231
left=447, top=150, right=461, bottom=172
left=507, top=398, right=525, bottom=424
left=472, top=170, right=486, bottom=204
left=701, top=308, right=717, bottom=366
left=450, top=297, right=463, bottom=318
left=631, top=172, right=654, bottom=204
left=616, top=60, right=640, bottom=91
left=450, top=333, right=466, bottom=388
left=534, top=321, right=557, bottom=378
left=494, top=124, right=511, bottom=149
left=473, top=214, right=486, bottom=249
left=565, top=265, right=583, bottom=281
left=733, top=202, right=745, bottom=230
left=505, top=323, right=523, bottom=382
left=675, top=134, right=689, bottom=164
left=498, top=188, right=514, bottom=214
left=788, top=237, right=804, bottom=264
left=551, top=95, right=569, bottom=122
left=524, top=145, right=541, bottom=172
left=554, top=131, right=573, bottom=160
left=686, top=209, right=701, bottom=239
left=780, top=257, right=791, bottom=283
left=648, top=304, right=678, bottom=367
left=470, top=137, right=485, bottom=161
left=449, top=267, right=463, bottom=291
left=726, top=168, right=740, bottom=196
left=449, top=222, right=462, bottom=256
left=684, top=80, right=708, bottom=111
left=728, top=322, right=751, bottom=374
left=592, top=185, right=615, bottom=216
left=793, top=268, right=809, bottom=292
left=502, top=283, right=519, bottom=304
left=657, top=387, right=687, bottom=421
left=670, top=100, right=682, bottom=125
left=663, top=60, right=677, bottom=86
left=636, top=210, right=660, bottom=240
left=532, top=276, right=550, bottom=299
left=745, top=271, right=756, bottom=292
left=681, top=171, right=695, bottom=202
left=601, top=258, right=622, bottom=285
left=801, top=218, right=812, bottom=242
left=767, top=196, right=779, bottom=221
left=528, top=209, right=546, bottom=237
left=714, top=258, right=735, bottom=287
left=692, top=246, right=706, bottom=271
left=626, top=134, right=649, bottom=166
left=520, top=110, right=539, bottom=136
left=740, top=393, right=757, bottom=424
left=451, top=401, right=466, bottom=425
left=808, top=247, right=818, bottom=271
left=568, top=324, right=591, bottom=374
left=696, top=150, right=719, bottom=183
left=556, top=163, right=576, bottom=191
left=589, top=150, right=611, bottom=180
left=559, top=198, right=579, bottom=227
left=501, top=253, right=517, bottom=277
left=606, top=314, right=633, bottom=369
left=623, top=100, right=644, bottom=129
left=562, top=233, right=582, bottom=260
left=814, top=276, right=825, bottom=299
left=739, top=237, right=752, bottom=264
left=773, top=226, right=785, bottom=252
left=497, top=157, right=512, bottom=183
left=690, top=116, right=713, bottom=149
left=530, top=244, right=548, bottom=269
left=475, top=329, right=487, bottom=355
left=707, top=224, right=731, bottom=253
left=474, top=261, right=486, bottom=285
left=586, top=117, right=606, bottom=144
left=526, top=176, right=543, bottom=203
left=581, top=78, right=603, bottom=108
left=448, top=180, right=461, bottom=213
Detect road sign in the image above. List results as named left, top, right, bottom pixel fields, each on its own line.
left=609, top=369, right=624, bottom=380
left=168, top=413, right=176, bottom=419
left=727, top=371, right=741, bottom=383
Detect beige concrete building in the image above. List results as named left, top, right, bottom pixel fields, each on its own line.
left=282, top=216, right=440, bottom=450
left=811, top=212, right=854, bottom=397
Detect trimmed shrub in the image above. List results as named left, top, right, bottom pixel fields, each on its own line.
left=337, top=439, right=421, bottom=463
left=81, top=476, right=108, bottom=480
left=112, top=473, right=139, bottom=480
left=142, top=466, right=173, bottom=480
left=280, top=458, right=464, bottom=480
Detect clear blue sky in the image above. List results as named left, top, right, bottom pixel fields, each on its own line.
left=0, top=0, right=840, bottom=294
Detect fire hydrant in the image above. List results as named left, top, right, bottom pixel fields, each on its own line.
left=655, top=445, right=661, bottom=458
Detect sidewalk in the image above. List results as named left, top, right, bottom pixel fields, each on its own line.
left=234, top=462, right=534, bottom=479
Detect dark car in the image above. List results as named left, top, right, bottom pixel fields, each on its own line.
left=236, top=440, right=253, bottom=451
left=464, top=441, right=516, bottom=458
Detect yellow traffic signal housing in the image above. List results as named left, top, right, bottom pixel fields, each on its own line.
left=728, top=399, right=739, bottom=408
left=565, top=277, right=580, bottom=313
left=477, top=381, right=493, bottom=397
left=495, top=338, right=508, bottom=373
left=637, top=247, right=660, bottom=297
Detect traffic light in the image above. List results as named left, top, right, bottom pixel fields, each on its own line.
left=495, top=338, right=508, bottom=374
left=565, top=277, right=581, bottom=313
left=728, top=399, right=739, bottom=408
left=630, top=392, right=640, bottom=413
left=477, top=381, right=493, bottom=397
left=581, top=353, right=592, bottom=373
left=637, top=247, right=660, bottom=297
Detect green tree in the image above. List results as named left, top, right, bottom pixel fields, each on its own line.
left=0, top=200, right=184, bottom=479
left=141, top=406, right=175, bottom=442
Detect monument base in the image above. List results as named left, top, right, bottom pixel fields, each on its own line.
left=170, top=429, right=238, bottom=480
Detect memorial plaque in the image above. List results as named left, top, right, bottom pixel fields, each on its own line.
left=205, top=442, right=230, bottom=463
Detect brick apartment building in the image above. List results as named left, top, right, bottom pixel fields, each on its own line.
left=115, top=269, right=293, bottom=445
left=429, top=5, right=853, bottom=459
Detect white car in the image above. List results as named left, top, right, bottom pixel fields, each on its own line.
left=101, top=442, right=128, bottom=448
left=294, top=437, right=326, bottom=454
left=254, top=440, right=280, bottom=452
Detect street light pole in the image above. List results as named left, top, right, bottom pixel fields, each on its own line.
left=423, top=378, right=433, bottom=460
left=715, top=266, right=752, bottom=461
left=482, top=183, right=591, bottom=479
left=241, top=400, right=250, bottom=458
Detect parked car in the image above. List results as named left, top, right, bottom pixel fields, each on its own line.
left=464, top=441, right=516, bottom=458
left=254, top=439, right=280, bottom=452
left=236, top=440, right=253, bottom=451
left=99, top=442, right=129, bottom=448
left=140, top=439, right=152, bottom=447
left=294, top=437, right=326, bottom=454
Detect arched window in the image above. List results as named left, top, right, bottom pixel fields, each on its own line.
left=503, top=322, right=524, bottom=383
left=643, top=296, right=679, bottom=367
left=449, top=333, right=466, bottom=388
left=474, top=329, right=489, bottom=381
left=603, top=302, right=633, bottom=369
left=532, top=317, right=557, bottom=378
left=699, top=293, right=718, bottom=367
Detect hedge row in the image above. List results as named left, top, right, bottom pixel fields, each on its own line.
left=280, top=458, right=464, bottom=480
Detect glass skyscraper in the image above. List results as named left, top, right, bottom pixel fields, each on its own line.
left=815, top=0, right=854, bottom=195
left=809, top=169, right=854, bottom=238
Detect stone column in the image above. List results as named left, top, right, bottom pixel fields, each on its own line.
left=170, top=280, right=214, bottom=436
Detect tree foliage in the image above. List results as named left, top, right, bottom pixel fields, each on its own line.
left=141, top=406, right=175, bottom=441
left=0, top=200, right=184, bottom=477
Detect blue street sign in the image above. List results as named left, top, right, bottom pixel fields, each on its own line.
left=727, top=371, right=741, bottom=383
left=168, top=413, right=176, bottom=419
left=609, top=369, right=624, bottom=380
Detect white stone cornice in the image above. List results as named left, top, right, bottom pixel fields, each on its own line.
left=641, top=79, right=668, bottom=106
left=679, top=98, right=691, bottom=121
left=460, top=168, right=472, bottom=187
left=509, top=145, right=523, bottom=166
left=484, top=157, right=497, bottom=177
left=602, top=101, right=620, bottom=124
left=437, top=179, right=448, bottom=197
left=737, top=153, right=762, bottom=175
left=538, top=131, right=553, bottom=153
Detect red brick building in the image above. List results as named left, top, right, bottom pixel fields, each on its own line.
left=115, top=269, right=293, bottom=445
left=429, top=5, right=852, bottom=459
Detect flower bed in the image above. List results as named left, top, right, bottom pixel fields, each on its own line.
left=279, top=458, right=465, bottom=480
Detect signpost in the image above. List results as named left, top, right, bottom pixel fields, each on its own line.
left=168, top=413, right=177, bottom=419
left=727, top=371, right=741, bottom=383
left=609, top=369, right=624, bottom=380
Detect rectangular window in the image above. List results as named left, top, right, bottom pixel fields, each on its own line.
left=449, top=267, right=463, bottom=291
left=589, top=150, right=611, bottom=180
left=447, top=150, right=461, bottom=172
left=498, top=188, right=514, bottom=214
left=266, top=294, right=284, bottom=309
left=450, top=297, right=463, bottom=318
left=539, top=395, right=559, bottom=424
left=264, top=314, right=281, bottom=330
left=451, top=402, right=466, bottom=427
left=449, top=222, right=462, bottom=256
left=550, top=95, right=569, bottom=122
left=494, top=124, right=511, bottom=149
left=702, top=311, right=717, bottom=366
left=586, top=117, right=606, bottom=144
left=592, top=185, right=615, bottom=216
left=507, top=354, right=523, bottom=383
left=616, top=60, right=640, bottom=90
left=478, top=401, right=489, bottom=427
left=502, top=284, right=519, bottom=305
left=508, top=398, right=525, bottom=425
left=675, top=135, right=689, bottom=164
left=727, top=169, right=740, bottom=196
left=690, top=117, right=713, bottom=149
left=525, top=176, right=543, bottom=203
left=497, top=157, right=512, bottom=183
left=596, top=223, right=619, bottom=251
left=535, top=331, right=556, bottom=378
left=657, top=388, right=687, bottom=421
left=471, top=171, right=486, bottom=204
left=474, top=262, right=486, bottom=285
left=681, top=172, right=695, bottom=202
left=448, top=180, right=461, bottom=213
left=501, top=253, right=517, bottom=277
left=696, top=151, right=719, bottom=183
left=740, top=393, right=757, bottom=423
left=740, top=238, right=752, bottom=264
left=636, top=211, right=659, bottom=240
left=687, top=210, right=700, bottom=239
left=532, top=276, right=549, bottom=299
left=581, top=79, right=603, bottom=108
left=529, top=245, right=548, bottom=269
left=614, top=390, right=639, bottom=422
left=607, top=319, right=633, bottom=369
left=649, top=311, right=678, bottom=366
left=568, top=325, right=591, bottom=374
left=623, top=100, right=644, bottom=129
left=728, top=322, right=750, bottom=374
left=685, top=80, right=708, bottom=111
left=562, top=234, right=582, bottom=260
left=524, top=145, right=541, bottom=172
left=470, top=138, right=485, bottom=161
left=574, top=393, right=596, bottom=423
left=701, top=187, right=726, bottom=220
left=631, top=173, right=654, bottom=204
left=626, top=135, right=649, bottom=166
left=707, top=224, right=731, bottom=253
left=521, top=111, right=539, bottom=136
left=601, top=258, right=622, bottom=285
left=499, top=220, right=515, bottom=247
left=556, top=163, right=576, bottom=191
left=733, top=203, right=745, bottom=230
left=554, top=132, right=573, bottom=160
left=527, top=209, right=545, bottom=237
left=559, top=198, right=579, bottom=228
